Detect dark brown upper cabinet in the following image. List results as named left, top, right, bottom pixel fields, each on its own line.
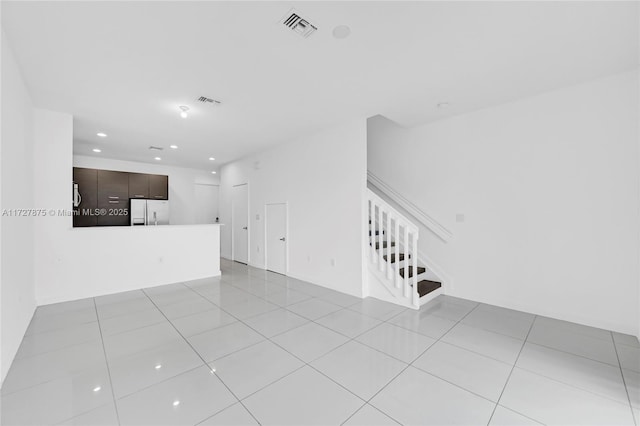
left=128, top=173, right=149, bottom=199
left=73, top=167, right=98, bottom=227
left=97, top=170, right=130, bottom=226
left=72, top=167, right=169, bottom=227
left=149, top=174, right=168, bottom=200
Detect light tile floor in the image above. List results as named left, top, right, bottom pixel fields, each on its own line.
left=1, top=258, right=639, bottom=425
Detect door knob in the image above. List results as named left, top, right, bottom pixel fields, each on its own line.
left=242, top=226, right=248, bottom=230
left=279, top=237, right=285, bottom=241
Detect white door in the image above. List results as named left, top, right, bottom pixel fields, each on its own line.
left=232, top=184, right=249, bottom=264
left=266, top=203, right=287, bottom=275
left=194, top=184, right=219, bottom=224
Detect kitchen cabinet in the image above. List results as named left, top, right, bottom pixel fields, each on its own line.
left=97, top=170, right=130, bottom=226
left=129, top=173, right=149, bottom=199
left=72, top=167, right=169, bottom=227
left=149, top=174, right=168, bottom=200
left=73, top=167, right=98, bottom=227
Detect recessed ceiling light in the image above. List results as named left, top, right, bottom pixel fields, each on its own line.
left=208, top=157, right=215, bottom=161
left=332, top=25, right=351, bottom=39
left=170, top=145, right=178, bottom=149
left=96, top=132, right=107, bottom=138
left=155, top=364, right=162, bottom=370
left=179, top=105, right=189, bottom=118
left=210, top=368, right=216, bottom=374
left=93, top=386, right=101, bottom=392
left=211, top=171, right=217, bottom=174
left=154, top=157, right=162, bottom=161
left=437, top=102, right=450, bottom=108
left=172, top=400, right=180, bottom=407
left=92, top=148, right=102, bottom=153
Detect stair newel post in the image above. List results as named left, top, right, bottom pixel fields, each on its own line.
left=412, top=232, right=419, bottom=307
left=386, top=212, right=392, bottom=279
left=394, top=220, right=401, bottom=288
left=378, top=205, right=384, bottom=272
left=403, top=225, right=410, bottom=298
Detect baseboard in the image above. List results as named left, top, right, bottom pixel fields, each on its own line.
left=36, top=271, right=222, bottom=307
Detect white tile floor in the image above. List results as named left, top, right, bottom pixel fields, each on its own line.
left=1, top=258, right=639, bottom=425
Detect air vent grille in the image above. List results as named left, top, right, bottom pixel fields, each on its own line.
left=148, top=146, right=163, bottom=151
left=197, top=96, right=221, bottom=105
left=281, top=10, right=317, bottom=38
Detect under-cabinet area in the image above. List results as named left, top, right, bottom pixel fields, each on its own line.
left=72, top=167, right=168, bottom=227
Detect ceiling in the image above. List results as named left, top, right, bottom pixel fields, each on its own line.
left=2, top=1, right=638, bottom=170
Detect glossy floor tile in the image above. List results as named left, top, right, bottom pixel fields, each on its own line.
left=242, top=366, right=363, bottom=425
left=2, top=258, right=640, bottom=426
left=343, top=404, right=400, bottom=426
left=370, top=366, right=496, bottom=425
left=210, top=340, right=303, bottom=399
left=412, top=341, right=512, bottom=402
left=311, top=340, right=407, bottom=400
left=500, top=368, right=635, bottom=425
left=355, top=322, right=436, bottom=363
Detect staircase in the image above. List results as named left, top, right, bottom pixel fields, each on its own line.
left=366, top=189, right=442, bottom=309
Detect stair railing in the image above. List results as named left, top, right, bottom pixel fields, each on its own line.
left=367, top=189, right=420, bottom=306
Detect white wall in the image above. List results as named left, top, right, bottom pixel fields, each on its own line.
left=368, top=70, right=640, bottom=335
left=220, top=120, right=368, bottom=297
left=73, top=155, right=219, bottom=225
left=0, top=31, right=37, bottom=384
left=32, top=112, right=221, bottom=305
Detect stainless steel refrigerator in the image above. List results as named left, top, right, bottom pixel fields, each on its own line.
left=130, top=199, right=170, bottom=226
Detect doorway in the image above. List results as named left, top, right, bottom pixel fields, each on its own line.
left=232, top=184, right=249, bottom=264
left=266, top=203, right=287, bottom=275
left=194, top=183, right=219, bottom=224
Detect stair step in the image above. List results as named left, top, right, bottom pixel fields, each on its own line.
left=418, top=280, right=442, bottom=297
left=371, top=241, right=395, bottom=250
left=398, top=266, right=426, bottom=278
left=383, top=253, right=409, bottom=263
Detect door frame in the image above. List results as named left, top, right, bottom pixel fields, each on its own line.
left=264, top=202, right=288, bottom=275
left=231, top=183, right=250, bottom=264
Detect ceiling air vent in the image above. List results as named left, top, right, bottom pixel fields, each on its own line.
left=281, top=9, right=317, bottom=38
left=197, top=96, right=221, bottom=105
left=148, top=146, right=163, bottom=151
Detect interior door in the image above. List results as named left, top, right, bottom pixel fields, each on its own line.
left=195, top=184, right=219, bottom=224
left=232, top=184, right=249, bottom=264
left=266, top=203, right=287, bottom=275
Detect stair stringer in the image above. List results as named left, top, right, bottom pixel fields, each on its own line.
left=366, top=261, right=418, bottom=310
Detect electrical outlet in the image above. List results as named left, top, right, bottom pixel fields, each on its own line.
left=158, top=256, right=164, bottom=263
left=307, top=255, right=311, bottom=262
left=330, top=258, right=336, bottom=267
left=456, top=213, right=465, bottom=223
left=257, top=245, right=260, bottom=253
left=256, top=214, right=260, bottom=220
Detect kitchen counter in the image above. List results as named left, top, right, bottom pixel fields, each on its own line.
left=38, top=223, right=222, bottom=305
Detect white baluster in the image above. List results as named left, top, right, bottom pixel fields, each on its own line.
left=412, top=232, right=419, bottom=306
left=386, top=211, right=392, bottom=279
left=378, top=205, right=384, bottom=272
left=369, top=200, right=376, bottom=263
left=394, top=219, right=401, bottom=288
left=369, top=199, right=378, bottom=264
left=403, top=226, right=410, bottom=298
